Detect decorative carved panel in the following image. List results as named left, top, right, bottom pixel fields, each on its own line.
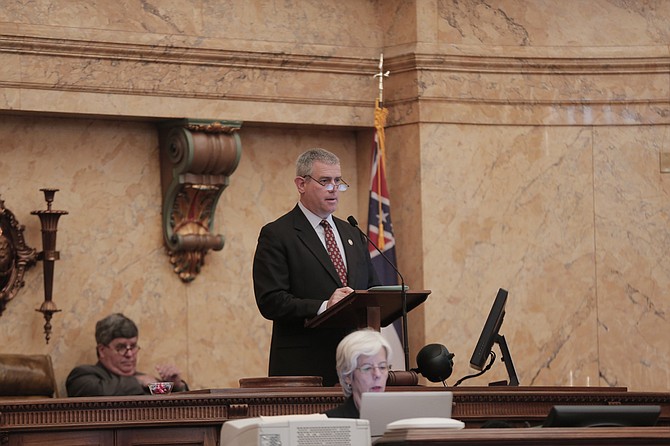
left=159, top=119, right=242, bottom=282
left=0, top=195, right=38, bottom=316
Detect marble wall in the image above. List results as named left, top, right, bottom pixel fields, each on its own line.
left=0, top=116, right=362, bottom=396
left=415, top=123, right=670, bottom=389
left=0, top=1, right=668, bottom=395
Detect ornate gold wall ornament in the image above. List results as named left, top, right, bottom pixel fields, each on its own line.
left=0, top=196, right=38, bottom=316
left=159, top=119, right=242, bottom=282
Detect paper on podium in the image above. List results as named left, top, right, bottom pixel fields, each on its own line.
left=367, top=285, right=409, bottom=292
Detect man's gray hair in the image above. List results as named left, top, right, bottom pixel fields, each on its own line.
left=296, top=148, right=340, bottom=177
left=95, top=313, right=138, bottom=345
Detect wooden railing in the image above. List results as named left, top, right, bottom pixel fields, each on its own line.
left=0, top=386, right=668, bottom=445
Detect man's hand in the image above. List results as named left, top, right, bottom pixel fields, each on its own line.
left=155, top=364, right=186, bottom=391
left=135, top=372, right=158, bottom=388
left=326, top=286, right=354, bottom=309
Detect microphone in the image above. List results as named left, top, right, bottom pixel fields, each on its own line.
left=347, top=215, right=410, bottom=371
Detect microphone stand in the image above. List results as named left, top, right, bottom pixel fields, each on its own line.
left=399, top=275, right=409, bottom=371
left=347, top=216, right=410, bottom=371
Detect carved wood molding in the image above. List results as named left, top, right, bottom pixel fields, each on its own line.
left=0, top=391, right=346, bottom=430
left=158, top=119, right=242, bottom=282
left=0, top=387, right=667, bottom=431
left=449, top=387, right=670, bottom=421
left=0, top=195, right=37, bottom=316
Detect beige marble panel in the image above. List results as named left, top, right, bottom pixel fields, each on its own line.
left=593, top=126, right=670, bottom=391
left=417, top=70, right=669, bottom=105
left=386, top=64, right=670, bottom=126
left=379, top=0, right=422, bottom=48
left=3, top=2, right=668, bottom=128
left=409, top=100, right=670, bottom=127
left=0, top=115, right=362, bottom=395
left=13, top=50, right=372, bottom=103
left=10, top=88, right=374, bottom=127
left=437, top=0, right=670, bottom=48
left=416, top=124, right=599, bottom=387
left=0, top=1, right=203, bottom=35
left=383, top=124, right=427, bottom=359
left=0, top=34, right=378, bottom=125
left=0, top=1, right=383, bottom=50
left=0, top=116, right=191, bottom=395
left=0, top=88, right=20, bottom=111
left=200, top=1, right=382, bottom=48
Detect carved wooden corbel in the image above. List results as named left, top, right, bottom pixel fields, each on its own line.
left=159, top=119, right=242, bottom=282
left=0, top=195, right=38, bottom=316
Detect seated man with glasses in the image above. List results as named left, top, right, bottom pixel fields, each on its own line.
left=66, top=313, right=188, bottom=396
left=324, top=328, right=391, bottom=418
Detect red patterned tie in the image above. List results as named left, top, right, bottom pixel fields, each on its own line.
left=320, top=220, right=348, bottom=286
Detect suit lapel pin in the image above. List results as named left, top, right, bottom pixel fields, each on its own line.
left=348, top=239, right=353, bottom=245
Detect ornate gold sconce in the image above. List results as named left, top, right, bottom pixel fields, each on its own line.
left=159, top=119, right=242, bottom=282
left=0, top=196, right=38, bottom=316
left=31, top=189, right=68, bottom=344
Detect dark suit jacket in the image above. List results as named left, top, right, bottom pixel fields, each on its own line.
left=253, top=205, right=379, bottom=386
left=66, top=362, right=190, bottom=397
left=66, top=362, right=146, bottom=397
left=324, top=395, right=359, bottom=418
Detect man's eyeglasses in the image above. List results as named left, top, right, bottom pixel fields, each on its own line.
left=303, top=175, right=349, bottom=192
left=356, top=363, right=390, bottom=374
left=107, top=343, right=141, bottom=355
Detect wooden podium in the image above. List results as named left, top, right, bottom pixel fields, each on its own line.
left=304, top=289, right=431, bottom=331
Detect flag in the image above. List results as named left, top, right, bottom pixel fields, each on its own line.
left=367, top=100, right=405, bottom=370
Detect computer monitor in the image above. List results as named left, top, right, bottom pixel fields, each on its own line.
left=542, top=405, right=661, bottom=427
left=359, top=391, right=454, bottom=437
left=468, top=288, right=519, bottom=386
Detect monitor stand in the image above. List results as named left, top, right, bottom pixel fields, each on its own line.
left=488, top=334, right=520, bottom=386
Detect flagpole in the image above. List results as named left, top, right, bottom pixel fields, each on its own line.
left=374, top=53, right=390, bottom=107
left=372, top=54, right=410, bottom=371
left=373, top=54, right=389, bottom=247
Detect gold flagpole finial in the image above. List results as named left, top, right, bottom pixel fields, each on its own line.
left=373, top=53, right=390, bottom=106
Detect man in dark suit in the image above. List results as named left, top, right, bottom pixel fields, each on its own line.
left=66, top=313, right=189, bottom=396
left=253, top=148, right=379, bottom=386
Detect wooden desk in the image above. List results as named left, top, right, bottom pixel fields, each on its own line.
left=375, top=426, right=670, bottom=445
left=1, top=387, right=668, bottom=445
